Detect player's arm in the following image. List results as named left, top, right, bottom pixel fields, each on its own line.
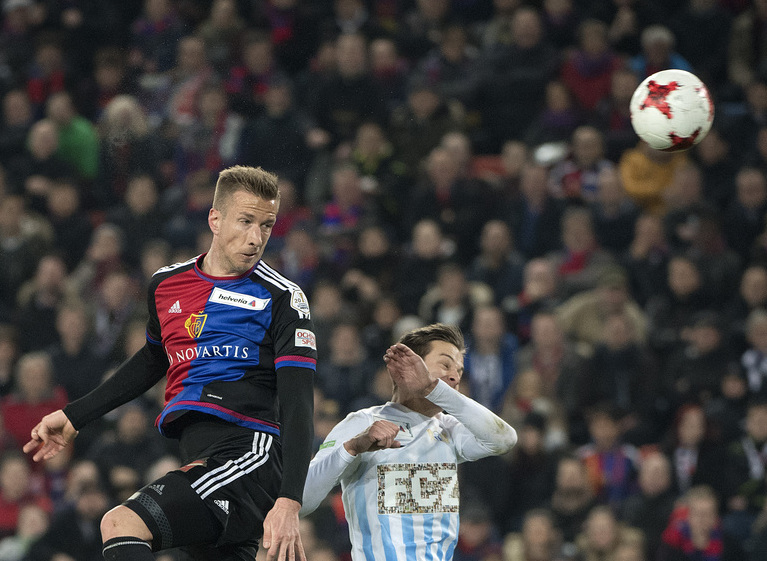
left=425, top=378, right=517, bottom=460
left=386, top=343, right=517, bottom=460
left=261, top=286, right=317, bottom=561
left=23, top=342, right=168, bottom=461
left=299, top=414, right=401, bottom=516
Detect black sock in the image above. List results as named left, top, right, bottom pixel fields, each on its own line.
left=102, top=537, right=154, bottom=560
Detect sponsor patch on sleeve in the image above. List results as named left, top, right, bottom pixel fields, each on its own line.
left=294, top=329, right=317, bottom=350
left=318, top=440, right=335, bottom=451
left=290, top=289, right=311, bottom=318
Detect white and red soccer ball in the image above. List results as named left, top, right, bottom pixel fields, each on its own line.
left=629, top=69, right=714, bottom=152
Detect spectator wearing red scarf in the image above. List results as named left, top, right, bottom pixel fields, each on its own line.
left=658, top=485, right=744, bottom=561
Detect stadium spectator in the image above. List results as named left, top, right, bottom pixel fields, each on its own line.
left=419, top=263, right=492, bottom=335
left=471, top=7, right=559, bottom=153
left=45, top=91, right=100, bottom=184
left=467, top=219, right=526, bottom=308
left=591, top=167, right=641, bottom=254
left=95, top=95, right=164, bottom=209
left=549, top=455, right=597, bottom=546
left=621, top=452, right=677, bottom=559
left=314, top=322, right=378, bottom=414
left=557, top=265, right=648, bottom=356
left=547, top=206, right=616, bottom=300
left=237, top=76, right=312, bottom=188
left=574, top=505, right=644, bottom=561
left=560, top=19, right=623, bottom=113
left=309, top=33, right=386, bottom=149
left=0, top=452, right=51, bottom=540
left=658, top=485, right=745, bottom=561
left=524, top=79, right=583, bottom=148
left=664, top=311, right=736, bottom=408
left=463, top=305, right=519, bottom=412
left=576, top=405, right=640, bottom=510
left=45, top=179, right=93, bottom=269
left=0, top=90, right=34, bottom=165
left=14, top=254, right=68, bottom=354
left=127, top=0, right=186, bottom=75
left=47, top=302, right=105, bottom=403
left=502, top=508, right=566, bottom=561
left=507, top=164, right=565, bottom=260
left=0, top=353, right=67, bottom=448
left=662, top=403, right=727, bottom=495
left=629, top=25, right=694, bottom=80
left=723, top=167, right=767, bottom=263
left=196, top=0, right=245, bottom=71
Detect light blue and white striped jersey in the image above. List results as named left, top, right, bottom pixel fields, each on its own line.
left=301, top=380, right=517, bottom=561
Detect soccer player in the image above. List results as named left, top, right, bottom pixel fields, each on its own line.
left=23, top=166, right=316, bottom=561
left=300, top=323, right=517, bottom=561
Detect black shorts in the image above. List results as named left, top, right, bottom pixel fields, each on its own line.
left=124, top=416, right=282, bottom=559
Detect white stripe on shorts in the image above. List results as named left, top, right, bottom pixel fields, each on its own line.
left=191, top=432, right=273, bottom=499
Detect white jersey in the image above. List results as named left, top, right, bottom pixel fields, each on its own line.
left=301, top=380, right=517, bottom=561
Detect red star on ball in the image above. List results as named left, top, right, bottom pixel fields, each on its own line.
left=640, top=80, right=679, bottom=119
left=665, top=128, right=701, bottom=152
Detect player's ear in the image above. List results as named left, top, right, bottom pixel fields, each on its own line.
left=208, top=208, right=220, bottom=235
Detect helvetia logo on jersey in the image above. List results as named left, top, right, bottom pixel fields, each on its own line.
left=185, top=312, right=207, bottom=339
left=294, top=329, right=316, bottom=349
left=209, top=287, right=270, bottom=311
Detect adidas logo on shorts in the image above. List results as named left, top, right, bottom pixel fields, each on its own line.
left=148, top=484, right=165, bottom=495
left=214, top=499, right=229, bottom=514
left=168, top=300, right=183, bottom=314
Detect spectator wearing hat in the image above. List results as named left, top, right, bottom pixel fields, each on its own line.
left=556, top=264, right=648, bottom=357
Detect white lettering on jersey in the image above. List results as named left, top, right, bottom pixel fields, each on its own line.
left=209, top=287, right=270, bottom=311
left=377, top=463, right=459, bottom=514
left=294, top=329, right=316, bottom=349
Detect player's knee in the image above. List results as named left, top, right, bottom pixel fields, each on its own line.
left=101, top=505, right=153, bottom=543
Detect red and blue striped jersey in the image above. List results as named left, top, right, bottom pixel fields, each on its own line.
left=146, top=254, right=317, bottom=437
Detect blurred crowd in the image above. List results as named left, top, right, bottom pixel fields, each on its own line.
left=0, top=0, right=767, bottom=560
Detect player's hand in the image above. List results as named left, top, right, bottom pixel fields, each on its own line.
left=344, top=420, right=402, bottom=456
left=262, top=497, right=306, bottom=561
left=384, top=343, right=437, bottom=396
left=22, top=410, right=78, bottom=462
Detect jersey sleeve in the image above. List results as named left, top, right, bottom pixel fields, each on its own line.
left=270, top=284, right=317, bottom=503
left=270, top=286, right=317, bottom=373
left=426, top=380, right=518, bottom=463
left=299, top=411, right=373, bottom=516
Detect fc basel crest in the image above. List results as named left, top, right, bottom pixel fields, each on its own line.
left=185, top=312, right=207, bottom=339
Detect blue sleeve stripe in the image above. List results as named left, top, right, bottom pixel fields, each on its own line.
left=274, top=360, right=316, bottom=371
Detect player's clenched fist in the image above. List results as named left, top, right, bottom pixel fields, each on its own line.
left=344, top=420, right=402, bottom=456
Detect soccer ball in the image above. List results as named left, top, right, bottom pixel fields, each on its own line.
left=629, top=69, right=714, bottom=152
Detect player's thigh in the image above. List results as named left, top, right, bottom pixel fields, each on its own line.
left=123, top=471, right=223, bottom=552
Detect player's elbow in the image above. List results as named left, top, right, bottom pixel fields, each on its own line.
left=495, top=425, right=517, bottom=455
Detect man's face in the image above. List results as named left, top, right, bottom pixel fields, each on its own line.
left=421, top=340, right=464, bottom=389
left=209, top=190, right=278, bottom=275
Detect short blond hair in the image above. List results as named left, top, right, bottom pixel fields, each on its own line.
left=212, top=166, right=280, bottom=212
